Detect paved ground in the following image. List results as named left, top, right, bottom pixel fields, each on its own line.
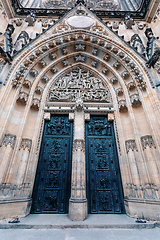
left=1, top=228, right=160, bottom=240
left=0, top=214, right=160, bottom=240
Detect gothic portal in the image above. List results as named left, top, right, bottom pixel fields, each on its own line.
left=0, top=0, right=160, bottom=222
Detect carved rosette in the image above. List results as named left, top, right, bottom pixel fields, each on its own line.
left=20, top=138, right=32, bottom=151
left=73, top=139, right=85, bottom=153
left=141, top=135, right=156, bottom=150
left=130, top=94, right=141, bottom=107
left=30, top=98, right=40, bottom=111
left=17, top=91, right=29, bottom=105
left=0, top=134, right=16, bottom=148
left=125, top=139, right=138, bottom=153
left=118, top=100, right=128, bottom=112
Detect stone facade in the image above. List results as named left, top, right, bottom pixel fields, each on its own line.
left=0, top=0, right=160, bottom=221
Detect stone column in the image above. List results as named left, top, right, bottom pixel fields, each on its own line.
left=69, top=98, right=87, bottom=221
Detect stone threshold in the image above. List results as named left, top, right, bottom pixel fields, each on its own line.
left=0, top=214, right=157, bottom=229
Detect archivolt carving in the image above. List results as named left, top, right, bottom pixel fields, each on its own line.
left=17, top=90, right=29, bottom=105
left=118, top=100, right=128, bottom=112
left=130, top=94, right=141, bottom=107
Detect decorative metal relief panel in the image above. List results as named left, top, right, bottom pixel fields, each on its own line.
left=31, top=115, right=73, bottom=214
left=86, top=116, right=125, bottom=214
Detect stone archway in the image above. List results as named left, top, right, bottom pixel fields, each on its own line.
left=0, top=24, right=160, bottom=221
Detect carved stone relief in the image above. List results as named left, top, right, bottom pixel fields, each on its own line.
left=41, top=75, right=49, bottom=83
left=116, top=88, right=123, bottom=96
left=125, top=139, right=138, bottom=153
left=22, top=79, right=32, bottom=89
left=20, top=138, right=32, bottom=151
left=17, top=90, right=29, bottom=105
left=35, top=86, right=43, bottom=95
left=49, top=52, right=57, bottom=60
left=30, top=69, right=38, bottom=77
left=141, top=135, right=156, bottom=150
left=73, top=139, right=85, bottom=153
left=110, top=76, right=118, bottom=85
left=118, top=100, right=128, bottom=112
left=74, top=54, right=86, bottom=63
left=0, top=134, right=16, bottom=148
left=130, top=94, right=141, bottom=107
left=75, top=43, right=85, bottom=51
left=38, top=59, right=47, bottom=68
left=30, top=98, right=40, bottom=110
left=49, top=67, right=111, bottom=103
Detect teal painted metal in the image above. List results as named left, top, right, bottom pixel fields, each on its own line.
left=86, top=116, right=125, bottom=214
left=31, top=115, right=73, bottom=214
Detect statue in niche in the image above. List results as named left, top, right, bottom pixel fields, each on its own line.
left=49, top=67, right=111, bottom=103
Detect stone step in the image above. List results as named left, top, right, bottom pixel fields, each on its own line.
left=0, top=214, right=158, bottom=229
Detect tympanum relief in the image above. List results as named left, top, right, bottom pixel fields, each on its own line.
left=49, top=67, right=111, bottom=103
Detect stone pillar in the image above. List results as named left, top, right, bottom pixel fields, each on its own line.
left=69, top=98, right=87, bottom=221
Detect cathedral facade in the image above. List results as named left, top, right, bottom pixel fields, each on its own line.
left=0, top=0, right=160, bottom=221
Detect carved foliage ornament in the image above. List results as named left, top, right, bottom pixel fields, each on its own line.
left=141, top=135, right=156, bottom=150
left=125, top=139, right=138, bottom=153
left=20, top=138, right=32, bottom=151
left=0, top=134, right=16, bottom=148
